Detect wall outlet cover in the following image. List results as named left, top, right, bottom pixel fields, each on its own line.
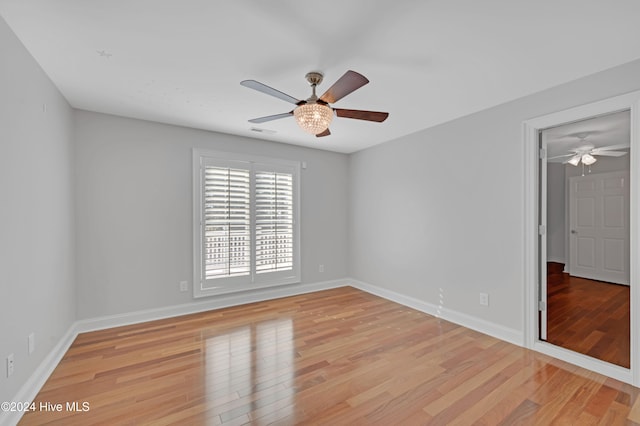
left=479, top=293, right=489, bottom=306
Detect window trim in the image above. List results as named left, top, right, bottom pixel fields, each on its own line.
left=192, top=149, right=301, bottom=298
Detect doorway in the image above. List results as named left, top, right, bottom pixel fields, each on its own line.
left=524, top=91, right=640, bottom=386
left=542, top=110, right=631, bottom=368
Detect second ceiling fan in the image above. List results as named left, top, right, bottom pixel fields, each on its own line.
left=241, top=70, right=388, bottom=137
left=549, top=140, right=629, bottom=166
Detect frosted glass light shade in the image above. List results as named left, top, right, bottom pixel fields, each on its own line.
left=568, top=155, right=581, bottom=166
left=293, top=103, right=333, bottom=135
left=581, top=154, right=597, bottom=165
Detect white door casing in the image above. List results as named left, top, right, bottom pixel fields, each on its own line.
left=523, top=88, right=640, bottom=387
left=569, top=171, right=630, bottom=285
left=539, top=133, right=548, bottom=340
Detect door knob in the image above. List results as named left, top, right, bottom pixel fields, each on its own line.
left=571, top=229, right=577, bottom=234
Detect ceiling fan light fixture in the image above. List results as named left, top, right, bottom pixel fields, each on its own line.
left=242, top=70, right=387, bottom=137
left=568, top=155, right=581, bottom=166
left=293, top=102, right=333, bottom=135
left=581, top=154, right=597, bottom=165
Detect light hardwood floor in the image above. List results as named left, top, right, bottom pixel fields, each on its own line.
left=19, top=287, right=640, bottom=425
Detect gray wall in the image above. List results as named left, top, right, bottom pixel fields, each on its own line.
left=547, top=163, right=566, bottom=263
left=349, top=58, right=640, bottom=331
left=0, top=16, right=76, bottom=403
left=74, top=111, right=349, bottom=319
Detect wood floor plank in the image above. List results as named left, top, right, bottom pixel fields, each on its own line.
left=447, top=358, right=539, bottom=426
left=18, top=287, right=640, bottom=425
left=546, top=264, right=630, bottom=367
left=497, top=399, right=540, bottom=425
left=629, top=394, right=640, bottom=423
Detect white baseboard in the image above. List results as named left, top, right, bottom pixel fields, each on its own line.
left=348, top=278, right=523, bottom=346
left=76, top=279, right=348, bottom=333
left=1, top=323, right=78, bottom=426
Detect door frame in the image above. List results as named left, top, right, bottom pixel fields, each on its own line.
left=539, top=131, right=548, bottom=340
left=523, top=90, right=640, bottom=386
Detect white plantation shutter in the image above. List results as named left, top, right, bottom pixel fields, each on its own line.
left=194, top=151, right=300, bottom=298
left=203, top=167, right=251, bottom=279
left=255, top=171, right=294, bottom=274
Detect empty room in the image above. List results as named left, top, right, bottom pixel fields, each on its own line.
left=3, top=1, right=640, bottom=424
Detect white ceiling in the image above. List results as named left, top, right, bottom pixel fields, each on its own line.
left=544, top=110, right=630, bottom=161
left=2, top=1, right=640, bottom=153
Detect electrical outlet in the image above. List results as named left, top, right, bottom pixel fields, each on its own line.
left=479, top=293, right=489, bottom=306
left=319, top=264, right=324, bottom=273
left=7, top=354, right=14, bottom=377
left=179, top=281, right=188, bottom=292
left=28, top=333, right=35, bottom=354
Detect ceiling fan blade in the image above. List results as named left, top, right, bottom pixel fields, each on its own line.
left=248, top=111, right=293, bottom=123
left=316, top=128, right=331, bottom=137
left=591, top=144, right=630, bottom=153
left=335, top=108, right=389, bottom=122
left=592, top=150, right=628, bottom=157
left=240, top=80, right=301, bottom=105
left=548, top=153, right=574, bottom=160
left=319, top=70, right=369, bottom=104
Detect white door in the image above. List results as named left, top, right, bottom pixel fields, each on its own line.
left=569, top=171, right=630, bottom=285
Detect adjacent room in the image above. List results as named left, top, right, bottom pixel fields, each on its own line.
left=2, top=1, right=640, bottom=424
left=542, top=111, right=631, bottom=368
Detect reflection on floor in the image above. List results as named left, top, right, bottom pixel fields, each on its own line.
left=20, top=287, right=640, bottom=424
left=546, top=262, right=630, bottom=368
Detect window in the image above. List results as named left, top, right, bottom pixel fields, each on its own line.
left=193, top=150, right=300, bottom=297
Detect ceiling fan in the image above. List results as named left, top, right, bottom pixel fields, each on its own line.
left=548, top=137, right=629, bottom=166
left=240, top=70, right=389, bottom=137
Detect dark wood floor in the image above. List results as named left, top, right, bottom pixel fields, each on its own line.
left=546, top=262, right=630, bottom=368
left=20, top=287, right=640, bottom=425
